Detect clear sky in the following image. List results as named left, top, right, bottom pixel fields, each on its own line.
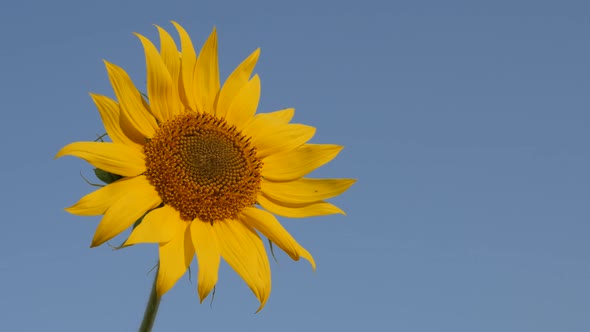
left=1, top=0, right=589, bottom=331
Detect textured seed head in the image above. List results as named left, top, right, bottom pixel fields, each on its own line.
left=144, top=113, right=262, bottom=222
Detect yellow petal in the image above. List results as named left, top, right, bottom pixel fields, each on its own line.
left=65, top=175, right=149, bottom=216
left=241, top=207, right=316, bottom=270
left=190, top=220, right=220, bottom=302
left=224, top=75, right=260, bottom=129
left=194, top=27, right=220, bottom=114
left=243, top=121, right=316, bottom=159
left=216, top=48, right=260, bottom=118
left=136, top=33, right=180, bottom=122
left=261, top=178, right=356, bottom=204
left=258, top=108, right=295, bottom=124
left=157, top=224, right=194, bottom=296
left=90, top=93, right=141, bottom=150
left=126, top=205, right=187, bottom=245
left=56, top=142, right=145, bottom=177
left=172, top=21, right=197, bottom=111
left=104, top=61, right=157, bottom=142
left=91, top=178, right=161, bottom=247
left=214, top=220, right=271, bottom=312
left=155, top=25, right=181, bottom=97
left=246, top=108, right=295, bottom=131
left=257, top=194, right=345, bottom=218
left=262, top=144, right=343, bottom=181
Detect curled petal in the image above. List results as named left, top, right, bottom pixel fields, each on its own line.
left=217, top=48, right=260, bottom=118
left=262, top=144, right=343, bottom=181
left=171, top=21, right=197, bottom=111
left=135, top=33, right=180, bottom=122
left=104, top=61, right=157, bottom=142
left=90, top=94, right=141, bottom=149
left=126, top=205, right=187, bottom=245
left=241, top=207, right=315, bottom=270
left=155, top=25, right=181, bottom=96
left=194, top=27, right=220, bottom=114
left=56, top=142, right=145, bottom=177
left=91, top=179, right=161, bottom=247
left=261, top=178, right=356, bottom=204
left=190, top=220, right=221, bottom=302
left=157, top=224, right=194, bottom=296
left=255, top=108, right=295, bottom=125
left=243, top=120, right=316, bottom=159
left=66, top=175, right=150, bottom=216
left=257, top=194, right=345, bottom=218
left=224, top=75, right=260, bottom=130
left=214, top=220, right=271, bottom=312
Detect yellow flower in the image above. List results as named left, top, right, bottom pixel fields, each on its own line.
left=56, top=22, right=354, bottom=311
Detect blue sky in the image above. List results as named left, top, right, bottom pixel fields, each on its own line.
left=1, top=0, right=589, bottom=331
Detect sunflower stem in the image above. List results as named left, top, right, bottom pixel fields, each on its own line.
left=139, top=264, right=161, bottom=332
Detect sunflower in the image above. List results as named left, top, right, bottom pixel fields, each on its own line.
left=56, top=22, right=354, bottom=311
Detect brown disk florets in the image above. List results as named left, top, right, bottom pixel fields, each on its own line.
left=144, top=112, right=262, bottom=223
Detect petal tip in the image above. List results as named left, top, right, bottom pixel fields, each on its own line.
left=307, top=256, right=317, bottom=272
left=255, top=299, right=268, bottom=314
left=155, top=274, right=170, bottom=298
left=197, top=281, right=217, bottom=303
left=54, top=145, right=69, bottom=159
left=249, top=48, right=261, bottom=64
left=333, top=205, right=347, bottom=216
left=198, top=289, right=211, bottom=303
left=299, top=249, right=316, bottom=271
left=91, top=231, right=108, bottom=248
left=170, top=20, right=182, bottom=30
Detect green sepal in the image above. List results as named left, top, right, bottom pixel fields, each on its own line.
left=94, top=168, right=123, bottom=184
left=268, top=239, right=279, bottom=263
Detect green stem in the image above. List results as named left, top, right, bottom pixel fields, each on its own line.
left=139, top=264, right=161, bottom=332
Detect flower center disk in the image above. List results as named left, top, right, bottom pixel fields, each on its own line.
left=144, top=113, right=262, bottom=222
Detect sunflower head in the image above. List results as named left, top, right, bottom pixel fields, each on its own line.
left=144, top=112, right=263, bottom=223
left=56, top=22, right=354, bottom=311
